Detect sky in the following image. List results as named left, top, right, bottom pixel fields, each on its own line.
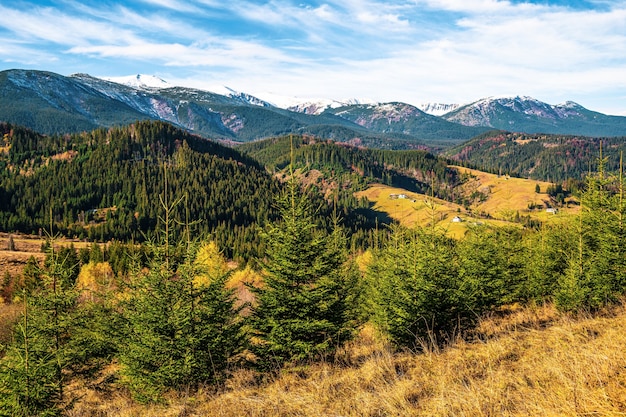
left=1, top=0, right=626, bottom=115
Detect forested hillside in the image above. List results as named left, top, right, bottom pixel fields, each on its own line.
left=1, top=147, right=624, bottom=415
left=239, top=135, right=461, bottom=200
left=0, top=121, right=282, bottom=260
left=1, top=120, right=626, bottom=416
left=447, top=130, right=626, bottom=181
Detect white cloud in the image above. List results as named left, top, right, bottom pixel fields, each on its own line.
left=1, top=0, right=626, bottom=114
left=0, top=5, right=138, bottom=46
left=137, top=0, right=203, bottom=13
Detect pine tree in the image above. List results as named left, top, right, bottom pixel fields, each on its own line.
left=0, top=238, right=79, bottom=416
left=116, top=171, right=244, bottom=402
left=249, top=176, right=358, bottom=368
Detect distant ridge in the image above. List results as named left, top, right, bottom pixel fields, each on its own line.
left=1, top=69, right=625, bottom=145
left=442, top=96, right=626, bottom=136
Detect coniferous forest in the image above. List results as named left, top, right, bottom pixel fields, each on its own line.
left=0, top=120, right=625, bottom=415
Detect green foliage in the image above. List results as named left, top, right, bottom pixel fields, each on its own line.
left=116, top=192, right=244, bottom=403
left=0, top=240, right=79, bottom=416
left=447, top=131, right=626, bottom=182
left=368, top=225, right=466, bottom=350
left=249, top=177, right=359, bottom=368
left=240, top=135, right=460, bottom=200
left=0, top=121, right=280, bottom=261
left=556, top=157, right=626, bottom=311
left=457, top=226, right=525, bottom=310
left=520, top=224, right=574, bottom=303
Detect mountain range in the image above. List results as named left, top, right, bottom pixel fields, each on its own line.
left=1, top=69, right=625, bottom=148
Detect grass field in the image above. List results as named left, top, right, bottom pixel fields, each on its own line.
left=64, top=301, right=626, bottom=416
left=355, top=184, right=514, bottom=238
left=355, top=167, right=579, bottom=236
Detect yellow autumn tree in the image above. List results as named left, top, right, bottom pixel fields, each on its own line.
left=76, top=262, right=114, bottom=302
left=193, top=241, right=229, bottom=287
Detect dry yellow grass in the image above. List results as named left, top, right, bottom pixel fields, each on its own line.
left=355, top=168, right=579, bottom=235
left=355, top=184, right=515, bottom=238
left=66, top=302, right=626, bottom=417
left=452, top=166, right=579, bottom=223
left=0, top=233, right=102, bottom=279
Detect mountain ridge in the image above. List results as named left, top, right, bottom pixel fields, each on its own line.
left=442, top=95, right=626, bottom=137
left=1, top=69, right=625, bottom=146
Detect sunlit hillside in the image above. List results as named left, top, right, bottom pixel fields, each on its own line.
left=355, top=184, right=513, bottom=238
left=65, top=302, right=626, bottom=416
left=355, top=167, right=579, bottom=237
left=452, top=166, right=579, bottom=221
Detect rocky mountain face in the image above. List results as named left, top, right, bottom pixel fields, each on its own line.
left=1, top=70, right=625, bottom=147
left=322, top=102, right=487, bottom=143
left=442, top=96, right=626, bottom=137
left=417, top=102, right=460, bottom=116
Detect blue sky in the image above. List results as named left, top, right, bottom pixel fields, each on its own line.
left=1, top=0, right=625, bottom=114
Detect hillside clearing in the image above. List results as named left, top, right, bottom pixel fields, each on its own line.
left=355, top=167, right=579, bottom=235
left=452, top=166, right=579, bottom=222
left=355, top=184, right=516, bottom=238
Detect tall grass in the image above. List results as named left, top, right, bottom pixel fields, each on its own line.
left=0, top=302, right=21, bottom=352
left=64, top=301, right=626, bottom=416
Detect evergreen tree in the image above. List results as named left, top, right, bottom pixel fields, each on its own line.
left=521, top=223, right=574, bottom=303
left=0, top=239, right=79, bottom=416
left=556, top=151, right=626, bottom=311
left=457, top=226, right=525, bottom=310
left=249, top=177, right=358, bottom=368
left=368, top=224, right=465, bottom=350
left=116, top=182, right=244, bottom=403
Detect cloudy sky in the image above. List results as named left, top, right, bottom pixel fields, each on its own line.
left=1, top=0, right=625, bottom=114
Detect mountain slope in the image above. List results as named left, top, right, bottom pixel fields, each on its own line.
left=323, top=102, right=489, bottom=145
left=446, top=130, right=626, bottom=181
left=0, top=70, right=153, bottom=134
left=3, top=69, right=626, bottom=146
left=0, top=70, right=434, bottom=148
left=0, top=120, right=280, bottom=260
left=444, top=96, right=626, bottom=137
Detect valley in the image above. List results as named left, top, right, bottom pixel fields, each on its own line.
left=0, top=89, right=624, bottom=416
left=354, top=164, right=578, bottom=239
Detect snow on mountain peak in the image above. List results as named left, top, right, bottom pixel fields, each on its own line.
left=417, top=103, right=460, bottom=116
left=105, top=74, right=169, bottom=89
left=249, top=92, right=377, bottom=114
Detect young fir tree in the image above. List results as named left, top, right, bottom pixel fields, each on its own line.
left=556, top=151, right=626, bottom=311
left=117, top=173, right=244, bottom=403
left=368, top=224, right=463, bottom=350
left=457, top=226, right=525, bottom=310
left=249, top=175, right=358, bottom=369
left=0, top=238, right=79, bottom=416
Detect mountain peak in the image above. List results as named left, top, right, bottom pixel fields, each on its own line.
left=104, top=74, right=170, bottom=89
left=417, top=102, right=460, bottom=116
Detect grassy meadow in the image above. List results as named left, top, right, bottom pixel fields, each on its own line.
left=355, top=167, right=579, bottom=238
left=63, top=302, right=626, bottom=416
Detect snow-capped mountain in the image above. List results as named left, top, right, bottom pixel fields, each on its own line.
left=441, top=95, right=626, bottom=136
left=284, top=98, right=376, bottom=115
left=2, top=69, right=625, bottom=144
left=104, top=74, right=170, bottom=89
left=417, top=103, right=461, bottom=116
left=321, top=102, right=487, bottom=141
left=444, top=96, right=585, bottom=127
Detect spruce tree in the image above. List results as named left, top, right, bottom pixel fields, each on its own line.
left=116, top=174, right=244, bottom=402
left=556, top=150, right=626, bottom=311
left=0, top=238, right=79, bottom=416
left=249, top=176, right=358, bottom=368
left=368, top=224, right=464, bottom=350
